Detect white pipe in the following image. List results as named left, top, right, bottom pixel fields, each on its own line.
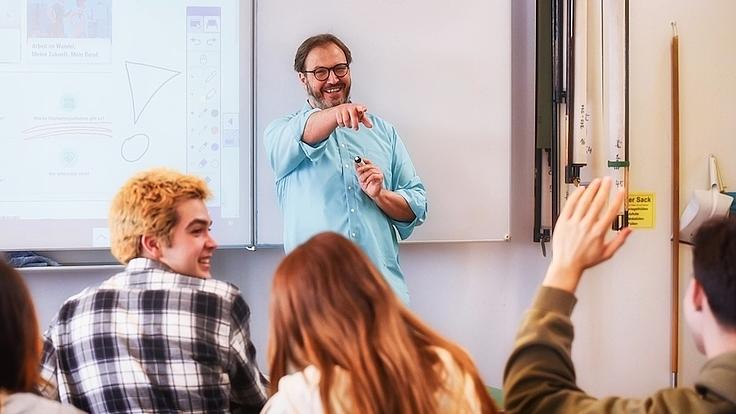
left=602, top=0, right=627, bottom=190
left=572, top=0, right=590, bottom=165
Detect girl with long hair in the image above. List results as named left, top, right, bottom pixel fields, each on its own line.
left=0, top=260, right=83, bottom=414
left=263, top=232, right=497, bottom=414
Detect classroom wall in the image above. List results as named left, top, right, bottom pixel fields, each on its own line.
left=571, top=0, right=736, bottom=392
left=650, top=0, right=736, bottom=385
left=19, top=0, right=733, bottom=398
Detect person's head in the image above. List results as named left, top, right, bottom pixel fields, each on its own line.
left=109, top=168, right=217, bottom=278
left=0, top=260, right=41, bottom=393
left=268, top=232, right=496, bottom=414
left=685, top=215, right=736, bottom=354
left=294, top=34, right=353, bottom=110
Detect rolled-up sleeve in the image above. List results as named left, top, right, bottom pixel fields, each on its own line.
left=264, top=107, right=325, bottom=182
left=389, top=128, right=427, bottom=240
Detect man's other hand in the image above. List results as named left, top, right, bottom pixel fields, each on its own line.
left=356, top=158, right=384, bottom=199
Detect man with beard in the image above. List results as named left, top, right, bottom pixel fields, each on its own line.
left=264, top=33, right=426, bottom=304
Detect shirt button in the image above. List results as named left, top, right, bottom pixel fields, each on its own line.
left=341, top=144, right=346, bottom=148
left=350, top=208, right=355, bottom=213
left=351, top=232, right=356, bottom=237
left=344, top=164, right=349, bottom=168
left=348, top=186, right=352, bottom=190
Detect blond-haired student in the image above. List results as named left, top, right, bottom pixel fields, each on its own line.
left=39, top=168, right=268, bottom=413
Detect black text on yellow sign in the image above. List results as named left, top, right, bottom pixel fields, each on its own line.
left=627, top=192, right=655, bottom=229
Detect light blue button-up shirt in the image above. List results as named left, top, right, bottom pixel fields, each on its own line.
left=264, top=102, right=427, bottom=303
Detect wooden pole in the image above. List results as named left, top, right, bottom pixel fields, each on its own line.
left=670, top=22, right=680, bottom=388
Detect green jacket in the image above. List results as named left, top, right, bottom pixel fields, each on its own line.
left=503, top=287, right=736, bottom=414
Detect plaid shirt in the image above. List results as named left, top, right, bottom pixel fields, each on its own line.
left=39, top=258, right=268, bottom=413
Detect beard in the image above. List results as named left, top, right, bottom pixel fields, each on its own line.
left=306, top=80, right=351, bottom=110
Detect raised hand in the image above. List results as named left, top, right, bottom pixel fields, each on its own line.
left=543, top=177, right=633, bottom=293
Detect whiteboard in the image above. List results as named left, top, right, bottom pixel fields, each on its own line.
left=254, top=0, right=512, bottom=245
left=0, top=0, right=252, bottom=250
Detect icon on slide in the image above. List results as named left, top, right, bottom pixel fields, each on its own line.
left=61, top=150, right=79, bottom=167
left=60, top=94, right=77, bottom=111
left=120, top=133, right=150, bottom=162
left=125, top=61, right=181, bottom=124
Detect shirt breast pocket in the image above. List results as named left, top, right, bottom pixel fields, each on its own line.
left=363, top=148, right=392, bottom=189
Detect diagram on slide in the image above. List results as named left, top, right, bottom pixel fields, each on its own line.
left=120, top=133, right=149, bottom=162
left=125, top=61, right=181, bottom=124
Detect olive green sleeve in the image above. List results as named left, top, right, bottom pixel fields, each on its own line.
left=502, top=287, right=717, bottom=414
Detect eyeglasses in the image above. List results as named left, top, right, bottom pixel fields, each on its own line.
left=302, top=63, right=350, bottom=81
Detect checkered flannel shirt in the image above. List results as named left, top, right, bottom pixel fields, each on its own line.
left=39, top=258, right=268, bottom=413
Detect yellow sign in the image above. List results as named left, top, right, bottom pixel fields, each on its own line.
left=628, top=192, right=655, bottom=228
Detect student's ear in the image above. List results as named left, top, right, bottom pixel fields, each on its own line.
left=690, top=278, right=705, bottom=312
left=298, top=72, right=308, bottom=89
left=140, top=234, right=163, bottom=259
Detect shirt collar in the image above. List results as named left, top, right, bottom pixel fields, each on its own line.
left=113, top=257, right=204, bottom=290
left=126, top=257, right=170, bottom=273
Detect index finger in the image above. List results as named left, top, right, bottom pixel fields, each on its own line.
left=360, top=112, right=373, bottom=128
left=571, top=178, right=603, bottom=221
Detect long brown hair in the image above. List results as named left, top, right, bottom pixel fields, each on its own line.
left=0, top=259, right=41, bottom=393
left=268, top=232, right=497, bottom=414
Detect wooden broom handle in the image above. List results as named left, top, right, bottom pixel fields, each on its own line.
left=670, top=22, right=680, bottom=388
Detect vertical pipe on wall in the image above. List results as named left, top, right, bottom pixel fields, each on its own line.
left=670, top=22, right=680, bottom=388
left=601, top=0, right=629, bottom=230
left=551, top=0, right=564, bottom=230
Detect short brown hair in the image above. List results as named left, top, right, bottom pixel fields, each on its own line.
left=294, top=33, right=352, bottom=72
left=693, top=216, right=736, bottom=329
left=109, top=168, right=211, bottom=264
left=0, top=259, right=41, bottom=392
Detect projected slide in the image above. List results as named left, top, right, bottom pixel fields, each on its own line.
left=0, top=1, right=245, bottom=250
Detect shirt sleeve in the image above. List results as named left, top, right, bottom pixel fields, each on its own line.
left=503, top=287, right=708, bottom=414
left=388, top=127, right=427, bottom=239
left=227, top=294, right=268, bottom=413
left=264, top=108, right=326, bottom=182
left=38, top=329, right=61, bottom=401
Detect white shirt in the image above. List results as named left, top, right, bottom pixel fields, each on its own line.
left=260, top=347, right=482, bottom=414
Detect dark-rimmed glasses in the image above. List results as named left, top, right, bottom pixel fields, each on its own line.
left=302, top=63, right=350, bottom=81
